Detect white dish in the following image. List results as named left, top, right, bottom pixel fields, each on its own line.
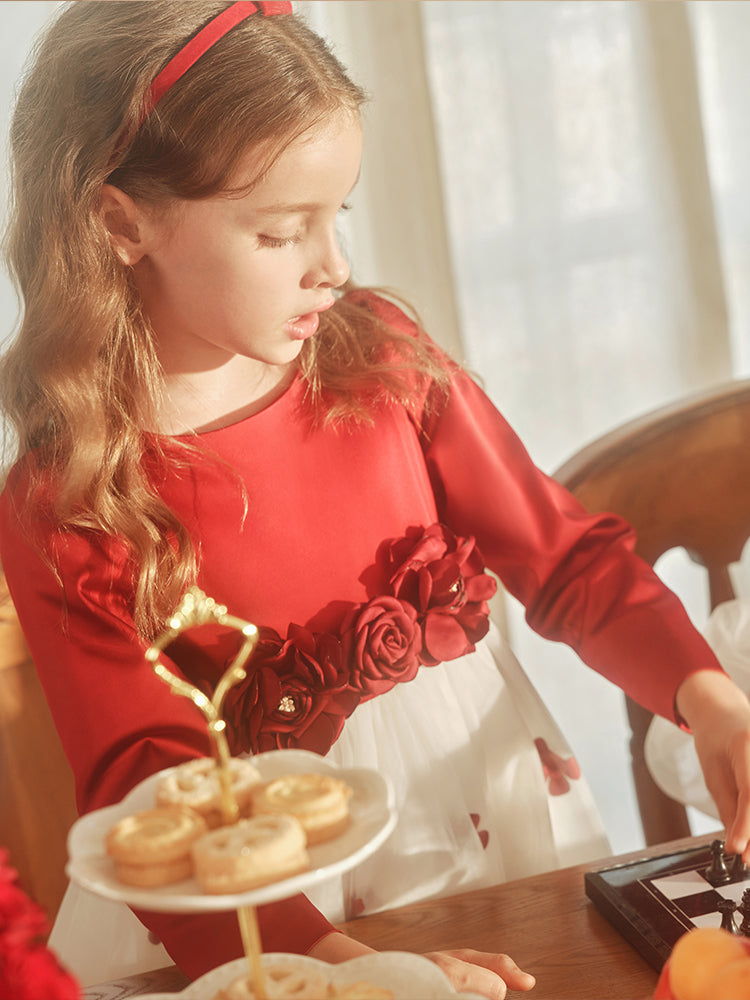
left=134, top=952, right=486, bottom=999
left=66, top=749, right=396, bottom=912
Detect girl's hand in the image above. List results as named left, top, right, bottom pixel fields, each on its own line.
left=308, top=934, right=535, bottom=998
left=676, top=669, right=750, bottom=857
left=424, top=948, right=536, bottom=998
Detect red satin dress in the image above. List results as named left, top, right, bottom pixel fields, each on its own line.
left=0, top=295, right=724, bottom=986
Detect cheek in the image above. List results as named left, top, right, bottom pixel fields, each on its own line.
left=240, top=258, right=299, bottom=298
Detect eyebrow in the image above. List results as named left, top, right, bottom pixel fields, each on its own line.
left=252, top=203, right=321, bottom=216
left=251, top=172, right=362, bottom=217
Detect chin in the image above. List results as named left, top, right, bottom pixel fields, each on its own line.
left=269, top=341, right=306, bottom=365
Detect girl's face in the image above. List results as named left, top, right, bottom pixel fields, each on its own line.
left=134, top=110, right=363, bottom=380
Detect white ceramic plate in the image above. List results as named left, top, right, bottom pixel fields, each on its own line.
left=134, top=953, right=486, bottom=999
left=66, top=749, right=397, bottom=913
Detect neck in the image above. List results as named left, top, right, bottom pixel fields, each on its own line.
left=156, top=356, right=298, bottom=434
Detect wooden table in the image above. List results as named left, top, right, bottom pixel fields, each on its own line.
left=83, top=833, right=719, bottom=999
left=338, top=837, right=705, bottom=999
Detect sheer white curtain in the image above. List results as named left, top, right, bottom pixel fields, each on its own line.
left=0, top=3, right=61, bottom=348
left=303, top=0, right=750, bottom=853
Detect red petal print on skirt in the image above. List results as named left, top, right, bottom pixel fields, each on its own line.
left=469, top=812, right=490, bottom=849
left=534, top=737, right=582, bottom=796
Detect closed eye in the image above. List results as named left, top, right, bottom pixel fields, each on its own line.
left=257, top=203, right=350, bottom=249
left=256, top=231, right=303, bottom=249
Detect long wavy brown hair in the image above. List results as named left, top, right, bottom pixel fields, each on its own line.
left=0, top=2, right=448, bottom=636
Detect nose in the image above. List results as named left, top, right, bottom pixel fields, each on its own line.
left=302, top=227, right=350, bottom=290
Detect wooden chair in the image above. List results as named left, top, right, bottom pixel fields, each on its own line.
left=553, top=377, right=750, bottom=846
left=0, top=573, right=78, bottom=931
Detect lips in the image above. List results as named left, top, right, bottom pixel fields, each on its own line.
left=286, top=299, right=335, bottom=341
left=286, top=312, right=321, bottom=341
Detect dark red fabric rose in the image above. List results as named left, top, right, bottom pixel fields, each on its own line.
left=224, top=523, right=495, bottom=750
left=222, top=628, right=284, bottom=754
left=342, top=596, right=422, bottom=696
left=386, top=524, right=496, bottom=666
left=0, top=849, right=81, bottom=1000
left=223, top=626, right=359, bottom=756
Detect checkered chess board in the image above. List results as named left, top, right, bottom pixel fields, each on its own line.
left=585, top=838, right=745, bottom=970
left=647, top=865, right=747, bottom=930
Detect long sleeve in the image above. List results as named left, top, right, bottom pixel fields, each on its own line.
left=0, top=477, right=336, bottom=976
left=418, top=365, right=725, bottom=723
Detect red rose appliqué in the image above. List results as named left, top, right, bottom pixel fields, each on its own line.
left=386, top=524, right=497, bottom=666
left=342, top=596, right=422, bottom=696
left=223, top=626, right=358, bottom=755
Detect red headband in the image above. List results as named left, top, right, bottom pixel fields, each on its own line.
left=140, top=1, right=292, bottom=127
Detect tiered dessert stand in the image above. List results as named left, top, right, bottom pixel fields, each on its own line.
left=65, top=589, right=397, bottom=1000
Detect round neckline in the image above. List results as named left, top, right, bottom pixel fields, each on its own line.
left=163, top=369, right=304, bottom=442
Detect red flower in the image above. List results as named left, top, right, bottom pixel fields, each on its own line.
left=342, top=596, right=422, bottom=696
left=222, top=523, right=496, bottom=750
left=0, top=849, right=80, bottom=1000
left=223, top=626, right=359, bottom=756
left=386, top=524, right=497, bottom=666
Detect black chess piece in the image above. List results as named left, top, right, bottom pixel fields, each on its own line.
left=739, top=888, right=750, bottom=937
left=718, top=898, right=740, bottom=933
left=705, top=839, right=733, bottom=886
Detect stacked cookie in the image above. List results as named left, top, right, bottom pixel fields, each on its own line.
left=105, top=758, right=353, bottom=894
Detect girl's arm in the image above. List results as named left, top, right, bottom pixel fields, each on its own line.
left=417, top=365, right=726, bottom=724
left=359, top=291, right=750, bottom=849
left=408, top=335, right=750, bottom=851
left=0, top=478, right=336, bottom=976
left=675, top=669, right=750, bottom=857
left=309, top=932, right=536, bottom=998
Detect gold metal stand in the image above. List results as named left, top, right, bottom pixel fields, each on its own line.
left=146, top=587, right=267, bottom=997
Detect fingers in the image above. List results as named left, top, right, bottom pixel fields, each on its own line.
left=425, top=948, right=536, bottom=999
left=706, top=766, right=740, bottom=839
left=720, top=753, right=750, bottom=858
left=729, top=736, right=750, bottom=857
left=682, top=673, right=750, bottom=858
left=698, top=728, right=750, bottom=857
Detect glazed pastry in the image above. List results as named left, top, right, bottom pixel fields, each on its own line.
left=250, top=773, right=352, bottom=845
left=156, top=756, right=262, bottom=828
left=105, top=805, right=207, bottom=887
left=192, top=813, right=310, bottom=894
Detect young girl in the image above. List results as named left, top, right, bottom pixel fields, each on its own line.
left=2, top=2, right=750, bottom=996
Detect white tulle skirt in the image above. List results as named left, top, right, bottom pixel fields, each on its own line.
left=50, top=623, right=610, bottom=987
left=645, top=598, right=750, bottom=818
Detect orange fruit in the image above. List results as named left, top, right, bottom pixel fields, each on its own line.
left=669, top=927, right=749, bottom=1000
left=711, top=957, right=750, bottom=999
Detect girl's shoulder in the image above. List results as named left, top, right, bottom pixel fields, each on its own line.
left=308, top=287, right=453, bottom=424
left=343, top=288, right=460, bottom=376
left=0, top=454, right=132, bottom=582
left=339, top=286, right=456, bottom=376
left=1, top=452, right=43, bottom=514
left=0, top=456, right=56, bottom=570
left=342, top=288, right=423, bottom=338
left=1, top=453, right=90, bottom=546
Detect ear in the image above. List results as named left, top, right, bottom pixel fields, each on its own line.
left=99, top=183, right=150, bottom=265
